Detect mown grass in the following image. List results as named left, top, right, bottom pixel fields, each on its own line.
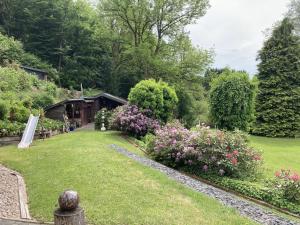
left=0, top=131, right=256, bottom=225
left=249, top=136, right=300, bottom=177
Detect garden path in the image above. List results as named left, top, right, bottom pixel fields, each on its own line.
left=109, top=144, right=300, bottom=225
left=76, top=123, right=95, bottom=131
left=0, top=165, right=21, bottom=219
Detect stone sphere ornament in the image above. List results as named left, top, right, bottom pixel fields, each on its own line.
left=58, top=190, right=79, bottom=211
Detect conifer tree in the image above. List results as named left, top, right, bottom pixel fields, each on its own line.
left=254, top=18, right=300, bottom=137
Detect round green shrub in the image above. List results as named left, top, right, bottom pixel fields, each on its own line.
left=209, top=71, right=256, bottom=131
left=0, top=101, right=8, bottom=120
left=128, top=79, right=178, bottom=122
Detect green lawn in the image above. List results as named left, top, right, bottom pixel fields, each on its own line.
left=0, top=131, right=255, bottom=225
left=249, top=136, right=300, bottom=177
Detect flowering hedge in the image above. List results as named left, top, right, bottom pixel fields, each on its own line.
left=146, top=122, right=262, bottom=178
left=110, top=105, right=160, bottom=137
left=273, top=169, right=300, bottom=203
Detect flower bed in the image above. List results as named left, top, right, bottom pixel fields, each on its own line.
left=143, top=121, right=300, bottom=215
left=146, top=122, right=262, bottom=179
left=0, top=118, right=64, bottom=137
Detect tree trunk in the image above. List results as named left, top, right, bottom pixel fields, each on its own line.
left=54, top=207, right=85, bottom=225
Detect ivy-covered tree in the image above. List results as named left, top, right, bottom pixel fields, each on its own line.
left=209, top=71, right=256, bottom=131
left=253, top=18, right=300, bottom=137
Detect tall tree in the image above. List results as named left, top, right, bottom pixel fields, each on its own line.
left=288, top=0, right=300, bottom=34
left=253, top=18, right=300, bottom=137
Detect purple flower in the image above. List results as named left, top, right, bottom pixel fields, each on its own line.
left=203, top=165, right=208, bottom=172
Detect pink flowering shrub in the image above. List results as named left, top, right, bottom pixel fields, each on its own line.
left=273, top=169, right=300, bottom=203
left=110, top=105, right=160, bottom=137
left=146, top=122, right=262, bottom=178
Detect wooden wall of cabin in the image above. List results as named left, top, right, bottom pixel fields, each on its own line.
left=45, top=105, right=65, bottom=122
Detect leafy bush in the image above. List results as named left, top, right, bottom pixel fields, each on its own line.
left=273, top=169, right=300, bottom=203
left=9, top=103, right=30, bottom=123
left=32, top=94, right=54, bottom=109
left=128, top=79, right=178, bottom=122
left=0, top=118, right=64, bottom=137
left=37, top=118, right=64, bottom=132
left=95, top=108, right=113, bottom=130
left=110, top=105, right=160, bottom=137
left=0, top=33, right=23, bottom=66
left=209, top=71, right=256, bottom=131
left=0, top=101, right=8, bottom=120
left=0, top=120, right=25, bottom=137
left=146, top=122, right=262, bottom=178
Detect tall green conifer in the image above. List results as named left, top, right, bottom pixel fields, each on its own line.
left=254, top=18, right=300, bottom=137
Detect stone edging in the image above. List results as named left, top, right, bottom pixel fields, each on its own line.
left=0, top=218, right=52, bottom=225
left=109, top=144, right=300, bottom=225
left=15, top=173, right=30, bottom=220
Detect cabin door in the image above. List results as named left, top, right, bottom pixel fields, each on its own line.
left=85, top=106, right=92, bottom=123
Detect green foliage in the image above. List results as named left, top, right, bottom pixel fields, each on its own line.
left=192, top=173, right=300, bottom=215
left=0, top=120, right=26, bottom=137
left=209, top=71, right=256, bottom=131
left=9, top=103, right=30, bottom=123
left=94, top=108, right=112, bottom=130
left=128, top=79, right=178, bottom=122
left=0, top=118, right=64, bottom=137
left=32, top=94, right=54, bottom=109
left=253, top=18, right=300, bottom=137
left=0, top=100, right=8, bottom=120
left=273, top=169, right=300, bottom=203
left=175, top=88, right=197, bottom=128
left=0, top=0, right=213, bottom=98
left=0, top=33, right=23, bottom=66
left=0, top=32, right=59, bottom=80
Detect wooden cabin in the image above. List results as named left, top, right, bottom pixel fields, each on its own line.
left=20, top=66, right=48, bottom=81
left=45, top=93, right=127, bottom=127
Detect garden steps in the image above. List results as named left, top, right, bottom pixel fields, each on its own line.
left=109, top=144, right=300, bottom=225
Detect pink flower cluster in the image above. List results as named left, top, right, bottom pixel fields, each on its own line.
left=148, top=122, right=262, bottom=178
left=275, top=169, right=300, bottom=182
left=111, top=105, right=160, bottom=137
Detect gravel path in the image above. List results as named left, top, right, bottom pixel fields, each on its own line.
left=0, top=165, right=20, bottom=219
left=109, top=144, right=300, bottom=225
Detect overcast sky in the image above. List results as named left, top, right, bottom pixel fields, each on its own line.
left=187, top=0, right=290, bottom=75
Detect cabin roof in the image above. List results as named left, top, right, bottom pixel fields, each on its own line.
left=44, top=93, right=127, bottom=111
left=20, top=65, right=48, bottom=74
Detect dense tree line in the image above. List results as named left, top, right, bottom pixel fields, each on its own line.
left=0, top=0, right=212, bottom=97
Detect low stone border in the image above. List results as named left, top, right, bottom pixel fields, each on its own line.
left=0, top=218, right=51, bottom=225
left=109, top=144, right=300, bottom=225
left=14, top=173, right=30, bottom=219
left=0, top=130, right=63, bottom=147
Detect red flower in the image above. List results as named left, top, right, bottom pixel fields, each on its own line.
left=233, top=150, right=239, bottom=156
left=290, top=173, right=300, bottom=182
left=275, top=171, right=281, bottom=178
left=226, top=153, right=233, bottom=159
left=231, top=158, right=238, bottom=166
